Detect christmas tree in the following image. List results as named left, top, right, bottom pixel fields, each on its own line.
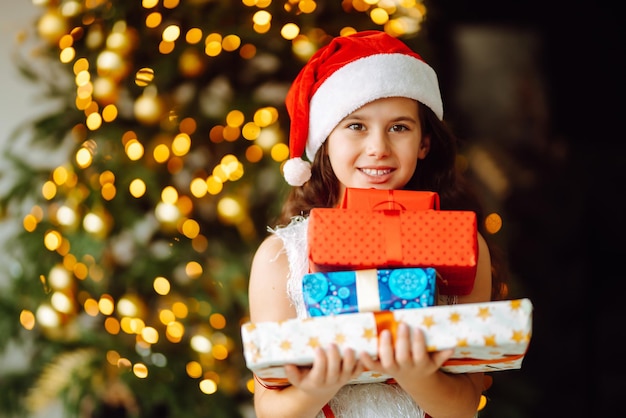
left=0, top=1, right=432, bottom=417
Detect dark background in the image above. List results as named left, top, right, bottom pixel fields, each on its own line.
left=424, top=1, right=624, bottom=417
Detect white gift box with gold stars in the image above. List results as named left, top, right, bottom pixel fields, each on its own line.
left=241, top=299, right=533, bottom=386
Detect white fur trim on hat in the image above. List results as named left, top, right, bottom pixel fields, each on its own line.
left=305, top=53, right=443, bottom=162
left=283, top=157, right=312, bottom=186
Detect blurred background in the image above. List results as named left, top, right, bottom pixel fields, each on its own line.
left=0, top=1, right=623, bottom=417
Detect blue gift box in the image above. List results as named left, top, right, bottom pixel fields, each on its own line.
left=303, top=268, right=436, bottom=317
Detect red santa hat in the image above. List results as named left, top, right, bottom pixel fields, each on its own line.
left=283, top=30, right=444, bottom=186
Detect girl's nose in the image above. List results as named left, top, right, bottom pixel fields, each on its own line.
left=365, top=131, right=390, bottom=158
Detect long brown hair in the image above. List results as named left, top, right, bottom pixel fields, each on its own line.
left=276, top=103, right=508, bottom=300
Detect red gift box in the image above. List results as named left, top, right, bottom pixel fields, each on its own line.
left=308, top=188, right=478, bottom=295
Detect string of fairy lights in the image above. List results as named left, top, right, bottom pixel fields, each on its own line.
left=13, top=0, right=499, bottom=406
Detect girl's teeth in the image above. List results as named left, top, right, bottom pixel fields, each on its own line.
left=361, top=168, right=391, bottom=176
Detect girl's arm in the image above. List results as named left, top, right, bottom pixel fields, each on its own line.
left=248, top=235, right=362, bottom=418
left=361, top=233, right=493, bottom=418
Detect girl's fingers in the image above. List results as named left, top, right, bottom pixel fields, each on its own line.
left=394, top=322, right=412, bottom=365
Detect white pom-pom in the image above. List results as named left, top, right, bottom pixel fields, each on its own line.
left=283, top=157, right=312, bottom=186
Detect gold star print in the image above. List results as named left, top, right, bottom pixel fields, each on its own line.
left=448, top=312, right=461, bottom=324
left=509, top=299, right=522, bottom=310
left=245, top=342, right=260, bottom=362
left=280, top=340, right=292, bottom=351
left=477, top=307, right=491, bottom=321
left=307, top=337, right=321, bottom=349
left=362, top=327, right=377, bottom=341
left=511, top=330, right=525, bottom=344
left=483, top=334, right=497, bottom=347
left=335, top=333, right=346, bottom=344
left=456, top=338, right=468, bottom=347
left=244, top=323, right=256, bottom=332
left=421, top=315, right=436, bottom=328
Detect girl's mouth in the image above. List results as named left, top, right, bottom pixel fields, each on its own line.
left=359, top=168, right=393, bottom=176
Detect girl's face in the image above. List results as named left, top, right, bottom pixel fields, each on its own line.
left=326, top=97, right=430, bottom=196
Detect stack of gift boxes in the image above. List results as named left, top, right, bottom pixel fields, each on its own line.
left=242, top=189, right=532, bottom=386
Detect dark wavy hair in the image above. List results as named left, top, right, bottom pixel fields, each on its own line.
left=276, top=103, right=508, bottom=300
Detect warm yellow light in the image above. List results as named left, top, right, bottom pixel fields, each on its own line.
left=206, top=176, right=223, bottom=195
left=98, top=295, right=115, bottom=315
left=161, top=186, right=178, bottom=204
left=205, top=40, right=222, bottom=57
left=84, top=298, right=100, bottom=316
left=44, top=230, right=63, bottom=251
left=56, top=205, right=77, bottom=226
left=104, top=317, right=121, bottom=334
left=101, top=183, right=116, bottom=200
left=53, top=166, right=69, bottom=185
left=101, top=104, right=117, bottom=122
left=20, top=310, right=36, bottom=330
left=83, top=212, right=105, bottom=234
left=182, top=219, right=200, bottom=239
left=159, top=309, right=176, bottom=325
left=133, top=363, right=149, bottom=379
left=142, top=0, right=158, bottom=8
left=153, top=143, right=170, bottom=163
left=51, top=291, right=73, bottom=314
left=271, top=143, right=290, bottom=162
left=242, top=122, right=260, bottom=140
left=212, top=344, right=229, bottom=360
left=162, top=25, right=181, bottom=42
left=226, top=110, right=245, bottom=127
left=253, top=107, right=278, bottom=127
left=185, top=261, right=203, bottom=278
left=125, top=139, right=145, bottom=160
left=298, top=0, right=317, bottom=13
left=199, top=379, right=217, bottom=394
left=163, top=0, right=180, bottom=8
left=129, top=178, right=147, bottom=198
left=370, top=8, right=390, bottom=24
left=42, top=181, right=57, bottom=200
left=153, top=276, right=171, bottom=295
left=485, top=213, right=503, bottom=234
left=35, top=304, right=60, bottom=328
left=23, top=214, right=38, bottom=232
left=186, top=28, right=203, bottom=44
left=171, top=133, right=191, bottom=156
left=190, top=334, right=212, bottom=353
left=253, top=10, right=272, bottom=25
left=186, top=361, right=203, bottom=378
left=75, top=147, right=92, bottom=168
left=145, top=12, right=162, bottom=28
left=60, top=47, right=75, bottom=63
left=281, top=23, right=300, bottom=40
left=172, top=302, right=188, bottom=318
left=166, top=321, right=185, bottom=341
left=209, top=313, right=226, bottom=329
left=190, top=178, right=208, bottom=198
left=245, top=145, right=263, bottom=163
left=141, top=326, right=159, bottom=344
left=222, top=34, right=241, bottom=51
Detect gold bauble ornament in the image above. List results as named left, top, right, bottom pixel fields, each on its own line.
left=37, top=9, right=69, bottom=44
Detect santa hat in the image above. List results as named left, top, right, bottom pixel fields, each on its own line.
left=283, top=30, right=444, bottom=186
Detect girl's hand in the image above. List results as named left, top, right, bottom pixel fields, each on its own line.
left=284, top=344, right=364, bottom=398
left=360, top=322, right=453, bottom=385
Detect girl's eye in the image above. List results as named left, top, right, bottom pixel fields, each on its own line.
left=390, top=124, right=409, bottom=132
left=347, top=123, right=365, bottom=131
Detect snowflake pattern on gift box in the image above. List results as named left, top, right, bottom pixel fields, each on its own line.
left=303, top=268, right=436, bottom=316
